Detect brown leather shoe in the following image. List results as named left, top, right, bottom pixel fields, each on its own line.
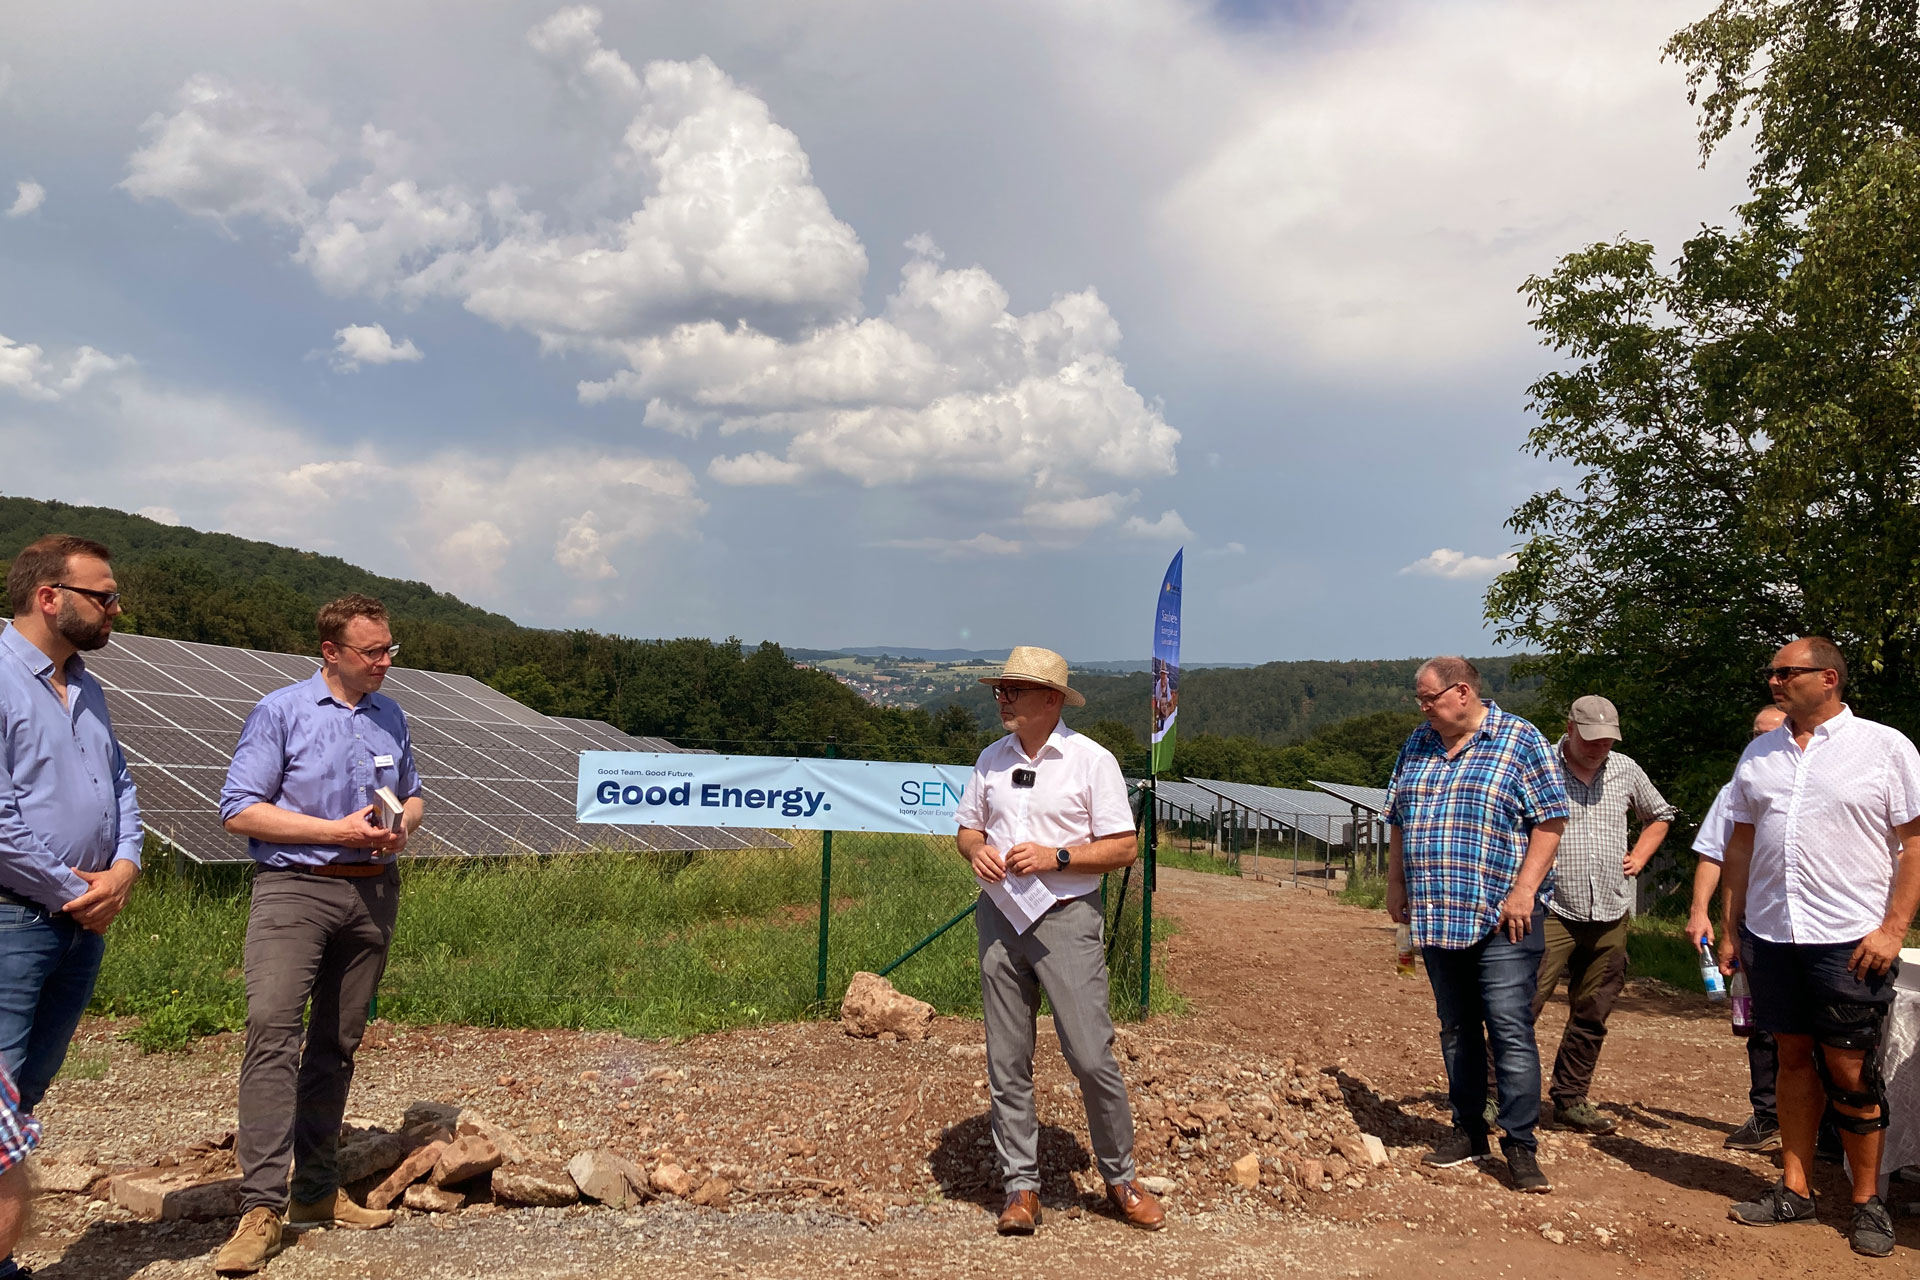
left=1107, top=1179, right=1165, bottom=1230
left=997, top=1189, right=1041, bottom=1234
left=212, top=1207, right=285, bottom=1275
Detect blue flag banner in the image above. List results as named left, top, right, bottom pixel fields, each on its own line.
left=1150, top=547, right=1183, bottom=775
left=576, top=752, right=974, bottom=836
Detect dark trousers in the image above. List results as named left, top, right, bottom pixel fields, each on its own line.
left=237, top=867, right=398, bottom=1212
left=1425, top=903, right=1546, bottom=1151
left=1485, top=912, right=1630, bottom=1108
left=1749, top=1032, right=1778, bottom=1123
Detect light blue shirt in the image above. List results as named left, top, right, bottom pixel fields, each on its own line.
left=219, top=669, right=421, bottom=868
left=0, top=624, right=144, bottom=912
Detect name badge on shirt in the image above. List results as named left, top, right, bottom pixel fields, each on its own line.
left=373, top=754, right=395, bottom=768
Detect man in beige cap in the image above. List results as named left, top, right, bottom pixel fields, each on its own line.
left=1513, top=694, right=1674, bottom=1135
left=953, top=646, right=1163, bottom=1236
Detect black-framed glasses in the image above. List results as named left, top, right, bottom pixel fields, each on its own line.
left=52, top=583, right=121, bottom=609
left=1759, top=665, right=1827, bottom=683
left=336, top=641, right=401, bottom=661
left=992, top=683, right=1047, bottom=701
left=1414, top=682, right=1464, bottom=709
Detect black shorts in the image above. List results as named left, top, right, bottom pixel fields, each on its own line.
left=1740, top=925, right=1897, bottom=1047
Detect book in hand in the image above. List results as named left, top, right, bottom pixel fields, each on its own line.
left=374, top=786, right=405, bottom=833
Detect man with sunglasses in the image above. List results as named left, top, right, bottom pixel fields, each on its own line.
left=1716, top=637, right=1920, bottom=1257
left=954, top=647, right=1163, bottom=1236
left=213, top=594, right=424, bottom=1275
left=1385, top=656, right=1568, bottom=1193
left=0, top=535, right=144, bottom=1280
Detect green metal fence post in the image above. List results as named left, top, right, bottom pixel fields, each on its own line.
left=1140, top=777, right=1155, bottom=1016
left=815, top=741, right=836, bottom=1009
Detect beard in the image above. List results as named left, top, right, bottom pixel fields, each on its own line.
left=55, top=597, right=113, bottom=651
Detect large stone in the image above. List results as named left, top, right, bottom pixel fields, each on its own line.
left=109, top=1169, right=243, bottom=1222
left=1331, top=1134, right=1374, bottom=1172
left=403, top=1183, right=465, bottom=1213
left=493, top=1164, right=580, bottom=1208
left=839, top=972, right=934, bottom=1042
left=1137, top=1175, right=1177, bottom=1196
left=336, top=1130, right=413, bottom=1186
left=1189, top=1101, right=1232, bottom=1127
left=1227, top=1154, right=1261, bottom=1190
left=567, top=1150, right=647, bottom=1209
left=1298, top=1158, right=1326, bottom=1190
left=649, top=1162, right=693, bottom=1198
left=430, top=1135, right=503, bottom=1188
left=688, top=1177, right=732, bottom=1209
left=1360, top=1134, right=1389, bottom=1168
left=402, top=1101, right=462, bottom=1131
left=34, top=1159, right=106, bottom=1194
left=368, top=1141, right=448, bottom=1210
left=455, top=1111, right=528, bottom=1166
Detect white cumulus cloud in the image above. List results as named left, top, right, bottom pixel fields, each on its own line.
left=1023, top=490, right=1138, bottom=532
left=330, top=322, right=424, bottom=371
left=1121, top=509, right=1193, bottom=540
left=7, top=180, right=44, bottom=216
left=1400, top=548, right=1517, bottom=580
left=120, top=10, right=1175, bottom=510
left=0, top=334, right=133, bottom=401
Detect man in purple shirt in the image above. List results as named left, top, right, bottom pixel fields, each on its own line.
left=0, top=535, right=143, bottom=1280
left=212, top=594, right=423, bottom=1276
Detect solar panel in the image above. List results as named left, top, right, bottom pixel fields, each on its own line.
left=82, top=633, right=787, bottom=863
left=1309, top=780, right=1391, bottom=815
left=1183, top=777, right=1350, bottom=843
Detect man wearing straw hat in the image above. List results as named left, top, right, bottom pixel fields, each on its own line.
left=954, top=646, right=1164, bottom=1236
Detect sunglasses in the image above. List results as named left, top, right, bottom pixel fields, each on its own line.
left=1758, top=665, right=1829, bottom=683
left=53, top=583, right=121, bottom=609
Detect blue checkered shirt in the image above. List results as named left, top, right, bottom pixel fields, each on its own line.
left=1386, top=702, right=1571, bottom=950
left=0, top=1058, right=39, bottom=1174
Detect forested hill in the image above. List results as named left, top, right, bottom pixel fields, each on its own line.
left=931, top=656, right=1538, bottom=748
left=0, top=496, right=981, bottom=759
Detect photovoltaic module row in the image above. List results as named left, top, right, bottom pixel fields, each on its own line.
left=82, top=633, right=786, bottom=864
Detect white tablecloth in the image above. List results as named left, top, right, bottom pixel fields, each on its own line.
left=1873, top=951, right=1920, bottom=1194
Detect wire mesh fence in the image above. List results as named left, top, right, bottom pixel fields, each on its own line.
left=98, top=798, right=1173, bottom=1050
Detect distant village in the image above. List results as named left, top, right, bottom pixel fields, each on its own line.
left=792, top=654, right=998, bottom=708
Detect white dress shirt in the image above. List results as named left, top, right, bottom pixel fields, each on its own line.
left=1728, top=705, right=1920, bottom=944
left=954, top=722, right=1135, bottom=902
left=1693, top=782, right=1736, bottom=864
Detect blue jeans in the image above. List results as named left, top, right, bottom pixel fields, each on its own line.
left=1423, top=903, right=1546, bottom=1151
left=0, top=902, right=106, bottom=1111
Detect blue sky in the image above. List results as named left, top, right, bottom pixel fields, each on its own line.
left=0, top=1, right=1747, bottom=661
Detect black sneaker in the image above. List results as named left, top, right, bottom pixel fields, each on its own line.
left=1724, top=1114, right=1782, bottom=1152
left=1851, top=1196, right=1895, bottom=1257
left=1729, top=1180, right=1817, bottom=1226
left=1422, top=1129, right=1491, bottom=1168
left=1504, top=1143, right=1551, bottom=1194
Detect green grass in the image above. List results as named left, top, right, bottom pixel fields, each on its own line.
left=1626, top=913, right=1714, bottom=993
left=1339, top=871, right=1388, bottom=910
left=1153, top=845, right=1239, bottom=876
left=97, top=834, right=1182, bottom=1050
left=54, top=1049, right=111, bottom=1082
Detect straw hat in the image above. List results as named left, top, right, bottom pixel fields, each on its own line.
left=978, top=646, right=1086, bottom=707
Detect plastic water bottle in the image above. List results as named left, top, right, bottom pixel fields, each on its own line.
left=1700, top=938, right=1727, bottom=1002
left=1729, top=968, right=1753, bottom=1037
left=1394, top=924, right=1416, bottom=976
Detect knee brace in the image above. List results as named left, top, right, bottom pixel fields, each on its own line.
left=1812, top=1036, right=1889, bottom=1134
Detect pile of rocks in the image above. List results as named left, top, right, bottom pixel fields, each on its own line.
left=1115, top=1034, right=1394, bottom=1206
left=75, top=1100, right=740, bottom=1223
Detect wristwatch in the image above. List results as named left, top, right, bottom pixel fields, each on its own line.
left=1055, top=847, right=1071, bottom=869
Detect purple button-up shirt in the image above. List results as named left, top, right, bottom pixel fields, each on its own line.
left=219, top=670, right=421, bottom=868
left=0, top=624, right=144, bottom=912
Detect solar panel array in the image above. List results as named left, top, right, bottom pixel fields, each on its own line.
left=1183, top=777, right=1354, bottom=845
left=83, top=633, right=784, bottom=863
left=1309, top=779, right=1390, bottom=815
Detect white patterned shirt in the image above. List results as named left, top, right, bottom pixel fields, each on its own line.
left=954, top=722, right=1134, bottom=902
left=1728, top=705, right=1920, bottom=944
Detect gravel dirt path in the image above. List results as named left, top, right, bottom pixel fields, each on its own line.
left=17, top=866, right=1913, bottom=1278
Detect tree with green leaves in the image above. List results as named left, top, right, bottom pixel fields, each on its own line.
left=1487, top=0, right=1920, bottom=832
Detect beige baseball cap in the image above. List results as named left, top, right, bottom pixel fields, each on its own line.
left=1569, top=694, right=1623, bottom=741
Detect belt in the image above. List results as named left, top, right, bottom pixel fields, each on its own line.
left=291, top=863, right=393, bottom=879
left=0, top=886, right=63, bottom=916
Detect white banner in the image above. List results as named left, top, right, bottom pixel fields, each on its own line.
left=576, top=752, right=974, bottom=836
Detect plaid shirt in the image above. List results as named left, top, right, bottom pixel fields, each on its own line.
left=1552, top=740, right=1675, bottom=923
left=1387, top=702, right=1570, bottom=950
left=0, top=1058, right=39, bottom=1174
